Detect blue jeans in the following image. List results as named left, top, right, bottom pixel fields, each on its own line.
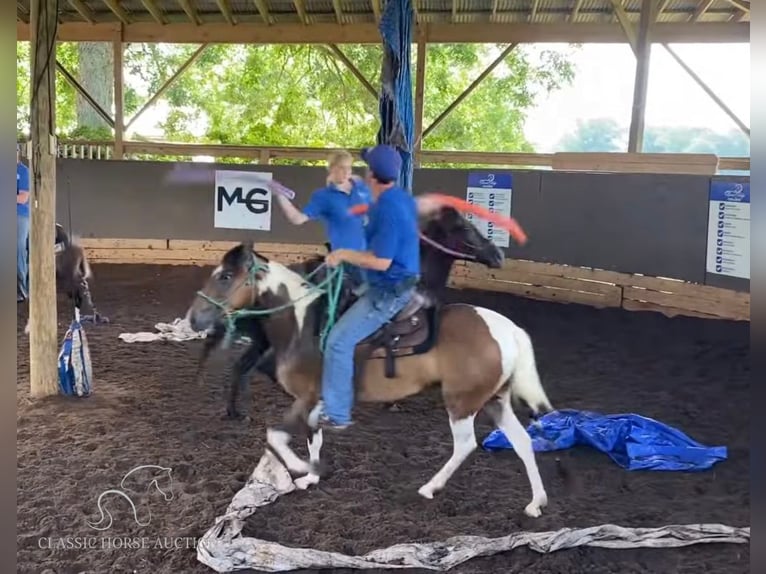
left=17, top=215, right=30, bottom=299
left=321, top=285, right=414, bottom=424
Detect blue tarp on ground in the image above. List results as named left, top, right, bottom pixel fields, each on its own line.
left=377, top=0, right=414, bottom=192
left=482, top=409, right=728, bottom=471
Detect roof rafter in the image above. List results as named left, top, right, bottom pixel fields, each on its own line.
left=253, top=0, right=271, bottom=25
left=101, top=0, right=131, bottom=25
left=690, top=0, right=715, bottom=22
left=139, top=0, right=166, bottom=25
left=176, top=0, right=200, bottom=25
left=68, top=0, right=96, bottom=23
left=214, top=0, right=236, bottom=25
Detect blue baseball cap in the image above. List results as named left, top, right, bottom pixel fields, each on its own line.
left=360, top=145, right=401, bottom=183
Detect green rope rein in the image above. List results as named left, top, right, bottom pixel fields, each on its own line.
left=195, top=259, right=346, bottom=352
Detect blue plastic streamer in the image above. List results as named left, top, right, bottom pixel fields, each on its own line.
left=58, top=308, right=93, bottom=398
left=482, top=409, right=728, bottom=471
left=377, top=0, right=414, bottom=192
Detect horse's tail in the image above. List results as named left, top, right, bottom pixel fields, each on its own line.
left=509, top=325, right=553, bottom=417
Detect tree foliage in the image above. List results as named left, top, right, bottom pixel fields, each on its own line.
left=558, top=117, right=750, bottom=157
left=16, top=41, right=576, bottom=157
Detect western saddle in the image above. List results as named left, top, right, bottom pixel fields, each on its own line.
left=358, top=291, right=438, bottom=378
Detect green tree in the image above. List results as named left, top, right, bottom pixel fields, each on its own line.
left=557, top=117, right=625, bottom=152
left=557, top=117, right=750, bottom=157
left=16, top=41, right=577, bottom=158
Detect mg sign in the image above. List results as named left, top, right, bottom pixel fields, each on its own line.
left=214, top=170, right=272, bottom=230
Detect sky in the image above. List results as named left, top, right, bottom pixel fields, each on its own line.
left=126, top=41, right=751, bottom=155
left=521, top=42, right=750, bottom=152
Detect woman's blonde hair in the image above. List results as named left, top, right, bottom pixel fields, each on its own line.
left=327, top=150, right=353, bottom=170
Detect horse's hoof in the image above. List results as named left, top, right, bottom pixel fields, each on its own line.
left=524, top=500, right=545, bottom=518
left=417, top=484, right=437, bottom=499
left=294, top=474, right=320, bottom=490
left=310, top=460, right=331, bottom=479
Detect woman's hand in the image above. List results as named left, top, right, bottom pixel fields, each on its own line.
left=326, top=250, right=347, bottom=267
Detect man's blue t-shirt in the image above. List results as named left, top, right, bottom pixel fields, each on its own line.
left=302, top=180, right=370, bottom=251
left=365, top=186, right=420, bottom=288
left=17, top=162, right=30, bottom=217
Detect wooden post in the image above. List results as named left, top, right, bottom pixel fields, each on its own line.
left=413, top=31, right=426, bottom=167
left=627, top=0, right=655, bottom=152
left=28, top=0, right=59, bottom=398
left=113, top=37, right=124, bottom=158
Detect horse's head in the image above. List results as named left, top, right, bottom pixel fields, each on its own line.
left=187, top=242, right=268, bottom=333
left=188, top=242, right=321, bottom=334
left=421, top=206, right=504, bottom=268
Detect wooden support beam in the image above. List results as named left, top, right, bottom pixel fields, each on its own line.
left=332, top=0, right=344, bottom=24
left=126, top=44, right=209, bottom=130
left=68, top=0, right=96, bottom=23
left=176, top=0, right=200, bottom=25
left=663, top=44, right=750, bottom=137
left=413, top=32, right=426, bottom=166
left=609, top=0, right=638, bottom=55
left=422, top=43, right=516, bottom=141
left=113, top=39, right=124, bottom=158
left=292, top=0, right=309, bottom=24
left=371, top=0, right=381, bottom=22
left=101, top=0, right=131, bottom=25
left=28, top=0, right=60, bottom=398
left=15, top=21, right=751, bottom=44
left=451, top=0, right=458, bottom=23
left=55, top=61, right=115, bottom=127
left=139, top=0, right=166, bottom=25
left=491, top=0, right=499, bottom=18
left=214, top=0, right=236, bottom=25
left=690, top=0, right=714, bottom=22
left=253, top=0, right=271, bottom=25
left=327, top=44, right=377, bottom=99
left=627, top=0, right=655, bottom=152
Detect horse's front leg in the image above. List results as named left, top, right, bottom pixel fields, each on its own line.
left=293, top=402, right=325, bottom=490
left=225, top=340, right=266, bottom=420
left=196, top=324, right=224, bottom=384
left=266, top=399, right=316, bottom=478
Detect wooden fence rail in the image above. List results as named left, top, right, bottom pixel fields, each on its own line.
left=79, top=238, right=750, bottom=322
left=17, top=139, right=750, bottom=173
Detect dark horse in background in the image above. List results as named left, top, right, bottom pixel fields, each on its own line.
left=194, top=205, right=507, bottom=420
left=23, top=224, right=108, bottom=334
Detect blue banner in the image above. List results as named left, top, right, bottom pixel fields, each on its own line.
left=467, top=172, right=512, bottom=189
left=709, top=180, right=749, bottom=203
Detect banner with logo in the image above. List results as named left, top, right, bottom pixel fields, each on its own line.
left=465, top=172, right=513, bottom=248
left=214, top=170, right=272, bottom=231
left=705, top=180, right=749, bottom=279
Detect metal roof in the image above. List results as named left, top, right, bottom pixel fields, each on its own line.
left=16, top=0, right=750, bottom=26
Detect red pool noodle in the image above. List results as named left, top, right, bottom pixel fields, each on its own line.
left=349, top=193, right=528, bottom=245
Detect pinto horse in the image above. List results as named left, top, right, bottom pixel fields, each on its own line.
left=188, top=208, right=553, bottom=517
left=24, top=224, right=108, bottom=335
left=196, top=207, right=505, bottom=420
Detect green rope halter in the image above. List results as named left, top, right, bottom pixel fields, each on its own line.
left=195, top=256, right=346, bottom=352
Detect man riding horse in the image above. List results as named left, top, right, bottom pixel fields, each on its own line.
left=318, top=144, right=420, bottom=430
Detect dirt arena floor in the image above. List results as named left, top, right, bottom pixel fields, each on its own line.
left=17, top=264, right=750, bottom=574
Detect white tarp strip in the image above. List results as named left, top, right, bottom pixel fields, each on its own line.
left=118, top=317, right=252, bottom=344
left=196, top=450, right=750, bottom=573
